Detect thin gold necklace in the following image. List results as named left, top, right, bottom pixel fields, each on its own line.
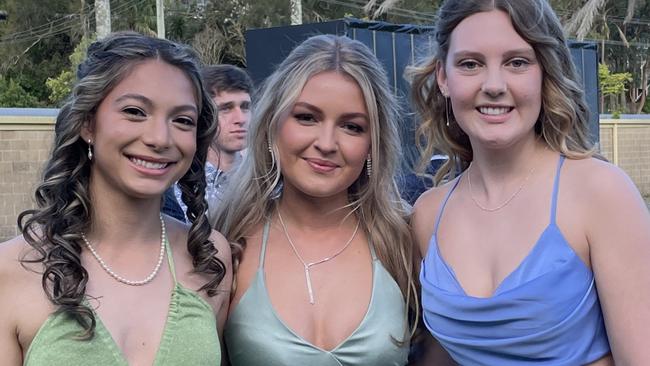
left=81, top=214, right=166, bottom=286
left=467, top=163, right=536, bottom=212
left=277, top=210, right=360, bottom=305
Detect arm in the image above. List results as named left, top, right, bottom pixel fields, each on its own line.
left=0, top=238, right=27, bottom=366
left=585, top=163, right=650, bottom=364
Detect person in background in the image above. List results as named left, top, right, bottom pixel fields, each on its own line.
left=411, top=0, right=650, bottom=364
left=164, top=64, right=253, bottom=221
left=0, top=32, right=232, bottom=365
left=213, top=34, right=420, bottom=365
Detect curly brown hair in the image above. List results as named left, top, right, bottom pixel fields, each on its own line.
left=18, top=31, right=225, bottom=338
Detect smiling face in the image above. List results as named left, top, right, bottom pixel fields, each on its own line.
left=83, top=59, right=199, bottom=199
left=437, top=9, right=543, bottom=150
left=213, top=90, right=251, bottom=154
left=276, top=71, right=371, bottom=202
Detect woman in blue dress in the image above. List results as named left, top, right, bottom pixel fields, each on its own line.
left=410, top=0, right=650, bottom=364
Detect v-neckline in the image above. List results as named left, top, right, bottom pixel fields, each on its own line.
left=433, top=224, right=556, bottom=299
left=85, top=283, right=180, bottom=365
left=259, top=258, right=378, bottom=353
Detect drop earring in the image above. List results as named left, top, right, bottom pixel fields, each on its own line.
left=87, top=139, right=93, bottom=161
left=366, top=155, right=372, bottom=177
left=444, top=96, right=451, bottom=128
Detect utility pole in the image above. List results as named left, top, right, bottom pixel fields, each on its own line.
left=95, top=0, right=110, bottom=38
left=156, top=0, right=165, bottom=39
left=290, top=0, right=302, bottom=25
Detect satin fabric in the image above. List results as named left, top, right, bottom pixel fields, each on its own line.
left=421, top=156, right=610, bottom=365
left=225, top=221, right=409, bottom=366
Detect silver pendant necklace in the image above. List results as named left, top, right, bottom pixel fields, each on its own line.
left=277, top=210, right=360, bottom=305
left=81, top=213, right=166, bottom=286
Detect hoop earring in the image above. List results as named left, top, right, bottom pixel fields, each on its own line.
left=444, top=97, right=451, bottom=128
left=87, top=139, right=93, bottom=161
left=366, top=155, right=372, bottom=177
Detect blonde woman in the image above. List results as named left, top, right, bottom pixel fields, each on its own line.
left=214, top=34, right=418, bottom=365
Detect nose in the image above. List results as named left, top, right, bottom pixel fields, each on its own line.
left=231, top=107, right=249, bottom=127
left=481, top=66, right=507, bottom=97
left=141, top=117, right=171, bottom=151
left=314, top=123, right=337, bottom=155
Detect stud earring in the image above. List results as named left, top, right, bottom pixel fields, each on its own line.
left=366, top=155, right=372, bottom=177
left=87, top=139, right=93, bottom=161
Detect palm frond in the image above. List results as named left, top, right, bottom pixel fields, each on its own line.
left=624, top=0, right=637, bottom=24
left=364, top=0, right=401, bottom=19
left=564, top=0, right=607, bottom=40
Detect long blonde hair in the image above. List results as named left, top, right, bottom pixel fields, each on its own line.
left=409, top=0, right=596, bottom=184
left=213, top=34, right=418, bottom=340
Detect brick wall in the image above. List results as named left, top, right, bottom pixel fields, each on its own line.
left=0, top=112, right=54, bottom=241
left=0, top=112, right=648, bottom=242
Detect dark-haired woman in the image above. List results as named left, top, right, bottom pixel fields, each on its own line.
left=0, top=32, right=232, bottom=365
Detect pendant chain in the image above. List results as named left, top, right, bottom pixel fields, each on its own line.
left=467, top=162, right=537, bottom=212
left=81, top=213, right=166, bottom=286
left=277, top=210, right=360, bottom=305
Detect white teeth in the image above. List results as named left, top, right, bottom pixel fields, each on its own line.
left=479, top=107, right=510, bottom=115
left=130, top=157, right=168, bottom=169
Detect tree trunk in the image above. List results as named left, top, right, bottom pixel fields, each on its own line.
left=290, top=0, right=302, bottom=25
left=95, top=0, right=110, bottom=38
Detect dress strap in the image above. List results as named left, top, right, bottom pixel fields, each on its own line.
left=259, top=220, right=271, bottom=269
left=549, top=155, right=566, bottom=224
left=164, top=234, right=178, bottom=284
left=368, top=238, right=378, bottom=261
left=433, top=176, right=462, bottom=237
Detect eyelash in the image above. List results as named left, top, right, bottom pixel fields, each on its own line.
left=174, top=117, right=196, bottom=126
left=122, top=107, right=146, bottom=117
left=343, top=123, right=364, bottom=134
left=294, top=113, right=317, bottom=123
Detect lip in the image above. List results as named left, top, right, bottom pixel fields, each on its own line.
left=304, top=157, right=339, bottom=173
left=476, top=105, right=514, bottom=123
left=126, top=154, right=176, bottom=176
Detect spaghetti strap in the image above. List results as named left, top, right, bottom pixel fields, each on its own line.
left=433, top=176, right=462, bottom=237
left=164, top=235, right=178, bottom=284
left=259, top=220, right=271, bottom=269
left=549, top=155, right=566, bottom=224
left=368, top=239, right=378, bottom=261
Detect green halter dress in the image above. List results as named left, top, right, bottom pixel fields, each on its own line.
left=24, top=239, right=221, bottom=365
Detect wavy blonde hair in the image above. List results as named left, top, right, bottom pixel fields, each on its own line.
left=213, top=34, right=419, bottom=341
left=409, top=0, right=596, bottom=183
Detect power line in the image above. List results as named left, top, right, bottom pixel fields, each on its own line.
left=0, top=0, right=145, bottom=45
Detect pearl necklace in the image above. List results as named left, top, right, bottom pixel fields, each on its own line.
left=277, top=210, right=360, bottom=305
left=81, top=214, right=166, bottom=286
left=467, top=163, right=536, bottom=212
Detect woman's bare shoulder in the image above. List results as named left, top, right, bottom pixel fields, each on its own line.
left=412, top=179, right=459, bottom=257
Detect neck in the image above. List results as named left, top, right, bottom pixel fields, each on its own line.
left=277, top=189, right=355, bottom=231
left=207, top=147, right=238, bottom=172
left=86, top=180, right=164, bottom=250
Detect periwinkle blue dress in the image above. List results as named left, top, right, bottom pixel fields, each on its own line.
left=421, top=156, right=611, bottom=365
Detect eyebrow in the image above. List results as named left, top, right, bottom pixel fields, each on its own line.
left=293, top=102, right=369, bottom=121
left=115, top=93, right=197, bottom=115
left=452, top=48, right=536, bottom=60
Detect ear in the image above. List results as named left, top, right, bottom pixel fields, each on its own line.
left=79, top=120, right=94, bottom=143
left=436, top=60, right=449, bottom=97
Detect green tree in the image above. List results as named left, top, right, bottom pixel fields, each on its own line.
left=46, top=35, right=94, bottom=105
left=0, top=76, right=39, bottom=107
left=599, top=63, right=633, bottom=115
